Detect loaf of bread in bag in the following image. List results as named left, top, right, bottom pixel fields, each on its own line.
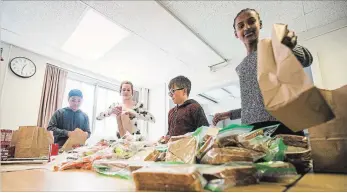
left=132, top=166, right=205, bottom=191
left=200, top=147, right=254, bottom=165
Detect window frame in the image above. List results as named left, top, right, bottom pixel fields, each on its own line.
left=64, top=72, right=143, bottom=134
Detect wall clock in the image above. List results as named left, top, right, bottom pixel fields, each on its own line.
left=9, top=57, right=36, bottom=78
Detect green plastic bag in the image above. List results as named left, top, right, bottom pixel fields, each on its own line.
left=263, top=137, right=287, bottom=162
left=93, top=164, right=132, bottom=180
left=255, top=161, right=300, bottom=185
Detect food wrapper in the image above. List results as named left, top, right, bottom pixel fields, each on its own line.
left=285, top=146, right=312, bottom=174
left=201, top=162, right=258, bottom=191
left=275, top=134, right=312, bottom=174
left=216, top=124, right=253, bottom=147
left=111, top=140, right=147, bottom=159
left=196, top=135, right=215, bottom=160
left=237, top=125, right=287, bottom=162
left=276, top=134, right=308, bottom=148
left=166, top=136, right=198, bottom=164
left=53, top=150, right=113, bottom=171
left=200, top=147, right=255, bottom=165
left=92, top=159, right=137, bottom=179
left=132, top=165, right=207, bottom=191
left=255, top=161, right=300, bottom=185
left=144, top=150, right=161, bottom=161
left=192, top=126, right=215, bottom=145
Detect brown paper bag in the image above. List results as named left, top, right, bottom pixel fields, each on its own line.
left=308, top=85, right=347, bottom=173
left=61, top=128, right=87, bottom=151
left=257, top=23, right=334, bottom=131
left=14, top=126, right=53, bottom=158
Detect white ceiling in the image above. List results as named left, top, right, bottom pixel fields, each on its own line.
left=1, top=1, right=347, bottom=97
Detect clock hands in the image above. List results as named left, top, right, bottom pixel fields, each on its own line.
left=21, top=64, right=28, bottom=75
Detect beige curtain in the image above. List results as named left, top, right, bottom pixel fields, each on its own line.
left=37, top=64, right=67, bottom=128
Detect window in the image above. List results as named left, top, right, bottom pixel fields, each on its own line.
left=62, top=79, right=95, bottom=128
left=94, top=86, right=122, bottom=138
left=61, top=76, right=144, bottom=140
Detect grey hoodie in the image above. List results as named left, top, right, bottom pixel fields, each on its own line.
left=47, top=107, right=91, bottom=147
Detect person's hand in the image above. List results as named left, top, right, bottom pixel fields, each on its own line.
left=212, top=111, right=231, bottom=126
left=158, top=135, right=170, bottom=144
left=68, top=131, right=72, bottom=138
left=112, top=106, right=122, bottom=116
left=122, top=110, right=136, bottom=118
left=67, top=130, right=78, bottom=138
left=282, top=28, right=297, bottom=49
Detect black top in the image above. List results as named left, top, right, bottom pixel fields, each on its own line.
left=47, top=107, right=91, bottom=147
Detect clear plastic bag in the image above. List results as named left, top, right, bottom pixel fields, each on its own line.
left=166, top=136, right=198, bottom=164
left=255, top=161, right=300, bottom=185
left=53, top=149, right=113, bottom=171
left=237, top=124, right=287, bottom=162
left=110, top=139, right=148, bottom=159
left=200, top=147, right=255, bottom=165
left=92, top=159, right=133, bottom=179
left=196, top=135, right=216, bottom=160
left=132, top=165, right=207, bottom=191
left=127, top=147, right=156, bottom=161
left=215, top=124, right=253, bottom=147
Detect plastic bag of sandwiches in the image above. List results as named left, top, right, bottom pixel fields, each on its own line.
left=215, top=124, right=253, bottom=147
left=201, top=162, right=258, bottom=191
left=255, top=161, right=300, bottom=185
left=132, top=165, right=207, bottom=191
left=200, top=147, right=261, bottom=165
left=165, top=135, right=199, bottom=164
left=92, top=159, right=160, bottom=179
left=92, top=159, right=133, bottom=179
left=237, top=124, right=287, bottom=162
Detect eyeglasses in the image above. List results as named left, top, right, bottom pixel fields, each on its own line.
left=168, top=88, right=184, bottom=96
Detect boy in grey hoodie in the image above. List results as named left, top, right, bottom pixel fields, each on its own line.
left=47, top=89, right=91, bottom=147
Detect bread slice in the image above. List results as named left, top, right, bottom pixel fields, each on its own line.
left=166, top=136, right=197, bottom=164
left=132, top=166, right=206, bottom=191
left=276, top=134, right=308, bottom=148
left=200, top=147, right=254, bottom=165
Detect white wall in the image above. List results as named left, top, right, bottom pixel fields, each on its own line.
left=0, top=43, right=47, bottom=130
left=301, top=26, right=347, bottom=90
left=147, top=83, right=169, bottom=141
left=0, top=41, right=130, bottom=130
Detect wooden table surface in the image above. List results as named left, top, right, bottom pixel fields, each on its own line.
left=1, top=165, right=347, bottom=192
left=288, top=173, right=347, bottom=192
left=1, top=169, right=135, bottom=192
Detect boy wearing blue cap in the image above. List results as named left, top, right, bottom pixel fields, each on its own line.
left=47, top=89, right=91, bottom=147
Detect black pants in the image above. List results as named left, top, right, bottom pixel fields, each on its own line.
left=250, top=121, right=305, bottom=137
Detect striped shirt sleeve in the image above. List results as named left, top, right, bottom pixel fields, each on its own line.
left=292, top=44, right=313, bottom=67
left=229, top=108, right=242, bottom=120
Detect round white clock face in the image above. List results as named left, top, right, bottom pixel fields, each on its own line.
left=9, top=57, right=36, bottom=78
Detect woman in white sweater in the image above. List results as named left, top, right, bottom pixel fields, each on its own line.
left=96, top=81, right=155, bottom=138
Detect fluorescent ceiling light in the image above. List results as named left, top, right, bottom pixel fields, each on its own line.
left=203, top=88, right=230, bottom=100
left=62, top=9, right=129, bottom=60
left=195, top=94, right=217, bottom=104
left=224, top=85, right=241, bottom=98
